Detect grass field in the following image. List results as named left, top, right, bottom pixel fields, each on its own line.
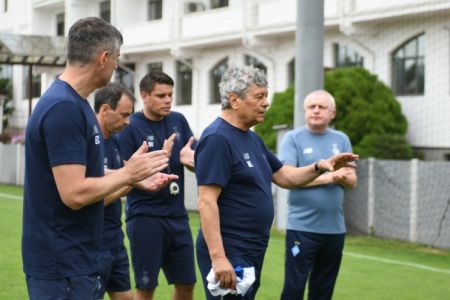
left=1, top=183, right=449, bottom=299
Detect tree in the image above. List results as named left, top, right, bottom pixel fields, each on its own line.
left=0, top=65, right=14, bottom=133
left=254, top=67, right=414, bottom=159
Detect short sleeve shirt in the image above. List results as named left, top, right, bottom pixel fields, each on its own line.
left=278, top=127, right=353, bottom=234
left=22, top=79, right=104, bottom=279
left=195, top=117, right=282, bottom=256
left=117, top=111, right=194, bottom=219
left=101, top=136, right=125, bottom=250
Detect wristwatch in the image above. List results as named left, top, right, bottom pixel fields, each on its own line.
left=314, top=160, right=326, bottom=174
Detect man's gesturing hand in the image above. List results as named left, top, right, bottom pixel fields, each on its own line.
left=124, top=142, right=169, bottom=183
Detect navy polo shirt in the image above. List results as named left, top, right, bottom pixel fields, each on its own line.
left=195, top=117, right=283, bottom=257
left=101, top=136, right=125, bottom=250
left=117, top=111, right=194, bottom=219
left=22, top=79, right=104, bottom=279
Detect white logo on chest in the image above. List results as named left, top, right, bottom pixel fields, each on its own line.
left=146, top=135, right=154, bottom=148
left=303, top=147, right=313, bottom=154
left=243, top=152, right=254, bottom=168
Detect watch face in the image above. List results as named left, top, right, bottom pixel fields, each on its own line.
left=315, top=160, right=325, bottom=174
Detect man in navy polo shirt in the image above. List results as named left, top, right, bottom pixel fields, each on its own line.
left=95, top=82, right=136, bottom=300
left=117, top=70, right=196, bottom=300
left=194, top=65, right=358, bottom=300
left=94, top=83, right=178, bottom=300
left=22, top=18, right=170, bottom=300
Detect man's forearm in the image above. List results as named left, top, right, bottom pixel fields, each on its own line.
left=198, top=198, right=226, bottom=260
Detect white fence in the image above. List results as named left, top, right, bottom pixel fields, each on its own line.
left=0, top=143, right=24, bottom=186
left=1, top=142, right=449, bottom=249
left=274, top=158, right=450, bottom=249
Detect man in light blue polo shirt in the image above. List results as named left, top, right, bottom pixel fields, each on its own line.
left=279, top=90, right=358, bottom=300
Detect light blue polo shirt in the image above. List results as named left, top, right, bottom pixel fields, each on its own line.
left=278, top=126, right=352, bottom=234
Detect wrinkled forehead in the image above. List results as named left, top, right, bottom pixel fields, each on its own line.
left=245, top=84, right=268, bottom=96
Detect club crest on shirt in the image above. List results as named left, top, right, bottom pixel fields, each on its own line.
left=243, top=152, right=254, bottom=168
left=93, top=125, right=100, bottom=145
left=146, top=135, right=154, bottom=148
left=332, top=143, right=340, bottom=155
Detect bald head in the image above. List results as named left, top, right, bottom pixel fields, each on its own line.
left=303, top=90, right=336, bottom=133
left=304, top=90, right=336, bottom=110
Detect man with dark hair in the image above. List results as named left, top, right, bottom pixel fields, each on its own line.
left=94, top=83, right=177, bottom=300
left=22, top=17, right=170, bottom=300
left=94, top=82, right=136, bottom=300
left=118, top=70, right=196, bottom=300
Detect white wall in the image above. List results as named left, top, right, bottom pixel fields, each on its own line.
left=3, top=0, right=450, bottom=155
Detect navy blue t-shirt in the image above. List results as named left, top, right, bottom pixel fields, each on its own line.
left=22, top=79, right=104, bottom=279
left=195, top=117, right=283, bottom=257
left=101, top=136, right=125, bottom=250
left=117, top=111, right=194, bottom=219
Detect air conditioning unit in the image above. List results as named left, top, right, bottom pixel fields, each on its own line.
left=184, top=2, right=206, bottom=13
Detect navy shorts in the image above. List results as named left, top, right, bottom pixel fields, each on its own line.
left=96, top=244, right=131, bottom=298
left=126, top=215, right=196, bottom=289
left=26, top=274, right=101, bottom=300
left=196, top=235, right=266, bottom=300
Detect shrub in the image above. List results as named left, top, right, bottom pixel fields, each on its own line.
left=255, top=67, right=414, bottom=159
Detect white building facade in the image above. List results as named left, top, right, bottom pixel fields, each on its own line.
left=1, top=0, right=450, bottom=160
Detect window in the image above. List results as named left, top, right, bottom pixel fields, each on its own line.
left=184, top=2, right=205, bottom=14
left=288, top=58, right=295, bottom=86
left=176, top=60, right=192, bottom=105
left=100, top=0, right=111, bottom=23
left=210, top=57, right=228, bottom=104
left=245, top=55, right=267, bottom=74
left=56, top=13, right=65, bottom=36
left=210, top=0, right=228, bottom=9
left=334, top=43, right=364, bottom=68
left=147, top=62, right=163, bottom=73
left=115, top=63, right=135, bottom=94
left=148, top=0, right=162, bottom=21
left=392, top=34, right=425, bottom=95
left=23, top=66, right=41, bottom=99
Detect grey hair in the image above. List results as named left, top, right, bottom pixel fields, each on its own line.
left=67, top=17, right=123, bottom=65
left=219, top=65, right=268, bottom=110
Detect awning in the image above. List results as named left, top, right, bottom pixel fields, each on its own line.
left=0, top=33, right=67, bottom=116
left=0, top=33, right=66, bottom=66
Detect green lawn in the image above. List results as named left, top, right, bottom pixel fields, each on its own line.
left=1, top=184, right=449, bottom=299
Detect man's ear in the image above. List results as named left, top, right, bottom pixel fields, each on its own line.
left=229, top=93, right=239, bottom=109
left=98, top=50, right=109, bottom=68
left=331, top=109, right=336, bottom=120
left=99, top=103, right=111, bottom=114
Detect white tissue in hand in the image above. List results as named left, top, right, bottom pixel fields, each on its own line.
left=206, top=267, right=255, bottom=297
